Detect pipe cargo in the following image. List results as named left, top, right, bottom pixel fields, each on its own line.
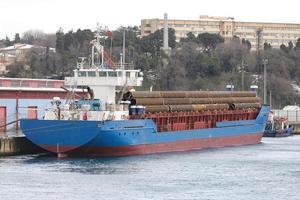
left=133, top=97, right=260, bottom=106
left=145, top=105, right=170, bottom=113
left=144, top=103, right=230, bottom=113
left=130, top=91, right=257, bottom=99
left=232, top=103, right=261, bottom=109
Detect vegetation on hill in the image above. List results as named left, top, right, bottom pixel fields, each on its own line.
left=1, top=27, right=300, bottom=108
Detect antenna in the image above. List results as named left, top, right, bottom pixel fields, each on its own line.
left=122, top=29, right=126, bottom=69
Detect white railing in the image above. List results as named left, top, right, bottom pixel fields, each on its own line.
left=77, top=62, right=135, bottom=70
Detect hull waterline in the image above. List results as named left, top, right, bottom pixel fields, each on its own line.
left=20, top=106, right=269, bottom=157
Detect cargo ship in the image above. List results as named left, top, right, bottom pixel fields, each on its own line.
left=20, top=28, right=270, bottom=157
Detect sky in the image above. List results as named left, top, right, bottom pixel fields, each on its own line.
left=1, top=0, right=300, bottom=39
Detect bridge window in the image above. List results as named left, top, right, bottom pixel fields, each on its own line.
left=46, top=81, right=54, bottom=88
left=118, top=72, right=122, bottom=77
left=88, top=71, right=96, bottom=77
left=21, top=81, right=29, bottom=87
left=108, top=71, right=117, bottom=77
left=78, top=71, right=87, bottom=77
left=126, top=72, right=130, bottom=77
left=12, top=80, right=21, bottom=87
left=38, top=81, right=46, bottom=87
left=99, top=71, right=107, bottom=77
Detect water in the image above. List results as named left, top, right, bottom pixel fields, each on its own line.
left=1, top=136, right=300, bottom=200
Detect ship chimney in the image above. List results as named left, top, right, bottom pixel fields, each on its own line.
left=163, top=13, right=170, bottom=51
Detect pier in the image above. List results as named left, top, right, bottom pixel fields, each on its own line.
left=0, top=133, right=44, bottom=156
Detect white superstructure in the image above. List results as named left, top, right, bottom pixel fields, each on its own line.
left=64, top=26, right=143, bottom=109
left=45, top=26, right=143, bottom=121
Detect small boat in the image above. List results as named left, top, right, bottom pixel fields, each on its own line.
left=264, top=114, right=293, bottom=137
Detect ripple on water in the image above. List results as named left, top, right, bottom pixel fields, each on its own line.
left=0, top=136, right=300, bottom=200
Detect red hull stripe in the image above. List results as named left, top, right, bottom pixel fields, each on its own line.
left=41, top=133, right=263, bottom=157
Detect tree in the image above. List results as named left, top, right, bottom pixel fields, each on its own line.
left=22, top=30, right=45, bottom=44
left=288, top=41, right=294, bottom=50
left=55, top=28, right=64, bottom=53
left=196, top=33, right=224, bottom=52
left=295, top=38, right=300, bottom=50
left=14, top=33, right=21, bottom=43
left=4, top=36, right=12, bottom=47
left=215, top=40, right=249, bottom=73
left=180, top=32, right=196, bottom=43
left=280, top=44, right=289, bottom=53
left=264, top=42, right=272, bottom=50
left=242, top=39, right=251, bottom=51
left=140, top=28, right=176, bottom=55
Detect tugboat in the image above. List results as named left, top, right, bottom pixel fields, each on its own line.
left=264, top=112, right=293, bottom=137
left=20, top=26, right=270, bottom=158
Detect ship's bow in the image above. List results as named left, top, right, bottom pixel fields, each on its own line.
left=20, top=119, right=99, bottom=154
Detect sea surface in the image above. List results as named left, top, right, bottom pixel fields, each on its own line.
left=1, top=136, right=300, bottom=200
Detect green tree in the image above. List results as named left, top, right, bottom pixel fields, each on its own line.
left=264, top=42, right=272, bottom=50
left=288, top=41, right=294, bottom=50
left=295, top=38, right=300, bottom=50
left=4, top=36, right=12, bottom=47
left=242, top=39, right=251, bottom=51
left=140, top=28, right=176, bottom=55
left=14, top=33, right=21, bottom=43
left=196, top=33, right=224, bottom=52
left=280, top=44, right=289, bottom=53
left=180, top=32, right=196, bottom=43
left=55, top=28, right=64, bottom=53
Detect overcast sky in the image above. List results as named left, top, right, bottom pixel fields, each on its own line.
left=1, top=0, right=300, bottom=39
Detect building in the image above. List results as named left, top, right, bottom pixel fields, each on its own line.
left=141, top=15, right=300, bottom=50
left=0, top=43, right=55, bottom=74
left=0, top=77, right=88, bottom=132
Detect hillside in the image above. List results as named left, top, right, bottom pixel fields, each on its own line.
left=1, top=27, right=300, bottom=108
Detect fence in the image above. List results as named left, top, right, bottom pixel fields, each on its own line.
left=272, top=109, right=300, bottom=122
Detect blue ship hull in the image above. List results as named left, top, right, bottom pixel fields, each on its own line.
left=20, top=106, right=270, bottom=157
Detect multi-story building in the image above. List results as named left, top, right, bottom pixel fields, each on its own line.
left=141, top=15, right=300, bottom=50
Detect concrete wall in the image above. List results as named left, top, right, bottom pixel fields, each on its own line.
left=0, top=136, right=45, bottom=156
